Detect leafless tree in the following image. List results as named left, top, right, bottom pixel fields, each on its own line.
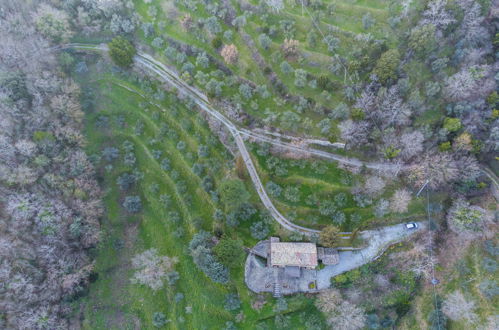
left=364, top=176, right=386, bottom=196
left=390, top=189, right=412, bottom=213
left=339, top=119, right=371, bottom=148
left=265, top=0, right=284, bottom=12
left=442, top=291, right=477, bottom=323
left=399, top=130, right=424, bottom=160
left=421, top=0, right=455, bottom=30
left=409, top=153, right=459, bottom=189
left=0, top=2, right=102, bottom=328
left=315, top=289, right=365, bottom=330
left=221, top=44, right=239, bottom=64
left=130, top=249, right=178, bottom=291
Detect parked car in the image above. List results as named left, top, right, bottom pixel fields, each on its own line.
left=405, top=223, right=418, bottom=229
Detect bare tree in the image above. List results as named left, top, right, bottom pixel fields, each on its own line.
left=409, top=153, right=459, bottom=189
left=315, top=289, right=365, bottom=330
left=265, top=0, right=284, bottom=12
left=130, top=249, right=178, bottom=291
left=390, top=189, right=412, bottom=213
left=364, top=176, right=386, bottom=196
left=442, top=291, right=477, bottom=323
left=399, top=130, right=424, bottom=160
left=339, top=120, right=371, bottom=148
left=421, top=0, right=455, bottom=30
left=221, top=44, right=239, bottom=64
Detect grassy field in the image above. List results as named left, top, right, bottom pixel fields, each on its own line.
left=131, top=0, right=410, bottom=138
left=73, top=54, right=327, bottom=329
left=248, top=142, right=426, bottom=232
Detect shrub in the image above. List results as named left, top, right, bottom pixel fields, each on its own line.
left=323, top=35, right=340, bottom=53
left=317, top=75, right=331, bottom=90
left=294, top=69, right=307, bottom=88
left=250, top=221, right=270, bottom=240
left=362, top=12, right=375, bottom=30
left=224, top=293, right=241, bottom=311
left=123, top=195, right=142, bottom=213
left=443, top=117, right=462, bottom=132
left=152, top=312, right=168, bottom=327
left=266, top=181, right=282, bottom=197
left=102, top=147, right=119, bottom=162
left=117, top=173, right=136, bottom=191
left=108, top=36, right=136, bottom=68
left=319, top=225, right=340, bottom=247
left=373, top=49, right=400, bottom=84
left=211, top=37, right=222, bottom=49
left=280, top=61, right=293, bottom=74
left=213, top=237, right=244, bottom=268
left=284, top=186, right=300, bottom=202
left=239, top=83, right=253, bottom=99
left=350, top=107, right=365, bottom=121
left=259, top=33, right=272, bottom=50
left=478, top=280, right=499, bottom=299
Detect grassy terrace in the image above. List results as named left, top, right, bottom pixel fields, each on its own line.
left=132, top=0, right=407, bottom=138
left=75, top=56, right=327, bottom=329
left=249, top=142, right=426, bottom=232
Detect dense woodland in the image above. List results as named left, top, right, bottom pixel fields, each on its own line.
left=0, top=0, right=497, bottom=329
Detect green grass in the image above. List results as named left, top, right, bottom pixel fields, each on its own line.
left=131, top=0, right=406, bottom=139
left=73, top=57, right=326, bottom=328
left=248, top=142, right=426, bottom=231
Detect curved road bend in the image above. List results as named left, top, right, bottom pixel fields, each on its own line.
left=61, top=44, right=498, bottom=233
left=62, top=43, right=321, bottom=235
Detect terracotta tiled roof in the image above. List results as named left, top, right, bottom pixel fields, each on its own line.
left=270, top=242, right=318, bottom=268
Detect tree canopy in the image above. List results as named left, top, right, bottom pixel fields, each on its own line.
left=319, top=225, right=341, bottom=247
left=108, top=36, right=136, bottom=68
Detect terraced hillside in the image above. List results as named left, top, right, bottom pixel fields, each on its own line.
left=249, top=142, right=426, bottom=232
left=131, top=0, right=413, bottom=138
left=75, top=54, right=327, bottom=328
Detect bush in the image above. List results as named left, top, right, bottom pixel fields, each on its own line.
left=317, top=75, right=331, bottom=90
left=219, top=179, right=250, bottom=210
left=211, top=37, right=222, bottom=49
left=259, top=33, right=272, bottom=50
left=224, top=293, right=241, bottom=311
left=250, top=221, right=270, bottom=240
left=373, top=49, right=400, bottom=84
left=213, top=237, right=243, bottom=268
left=123, top=195, right=142, bottom=213
left=108, top=36, right=136, bottom=68
left=152, top=312, right=168, bottom=328
left=280, top=61, right=293, bottom=74
left=116, top=172, right=136, bottom=191
left=319, top=225, right=340, bottom=247
left=266, top=181, right=282, bottom=197
left=479, top=280, right=499, bottom=299
left=443, top=117, right=462, bottom=132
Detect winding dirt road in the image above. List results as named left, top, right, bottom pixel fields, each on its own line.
left=61, top=43, right=498, bottom=235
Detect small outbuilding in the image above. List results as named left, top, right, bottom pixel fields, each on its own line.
left=317, top=247, right=339, bottom=265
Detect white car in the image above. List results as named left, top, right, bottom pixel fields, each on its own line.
left=405, top=223, right=418, bottom=229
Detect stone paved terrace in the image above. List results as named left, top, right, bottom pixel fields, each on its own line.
left=245, top=222, right=425, bottom=295
left=244, top=254, right=319, bottom=295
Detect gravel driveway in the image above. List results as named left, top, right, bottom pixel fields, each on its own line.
left=316, top=222, right=425, bottom=289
